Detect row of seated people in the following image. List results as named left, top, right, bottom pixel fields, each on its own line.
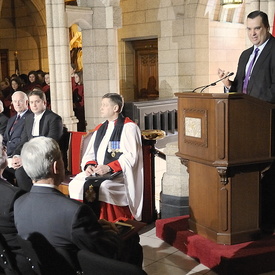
left=2, top=90, right=144, bottom=224
left=1, top=89, right=63, bottom=189
left=0, top=136, right=146, bottom=274
left=0, top=70, right=51, bottom=118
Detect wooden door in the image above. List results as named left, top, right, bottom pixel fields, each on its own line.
left=0, top=50, right=9, bottom=80
left=131, top=39, right=158, bottom=99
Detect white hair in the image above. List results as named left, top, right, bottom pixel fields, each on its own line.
left=12, top=91, right=28, bottom=101
left=21, top=137, right=62, bottom=181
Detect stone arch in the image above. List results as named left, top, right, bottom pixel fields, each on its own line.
left=0, top=0, right=48, bottom=75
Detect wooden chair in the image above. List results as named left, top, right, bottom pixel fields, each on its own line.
left=69, top=130, right=94, bottom=176
left=58, top=130, right=94, bottom=195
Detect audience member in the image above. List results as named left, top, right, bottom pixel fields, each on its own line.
left=24, top=70, right=41, bottom=93
left=19, top=74, right=28, bottom=90
left=0, top=79, right=11, bottom=97
left=42, top=72, right=51, bottom=108
left=10, top=77, right=23, bottom=93
left=36, top=69, right=46, bottom=87
left=14, top=137, right=143, bottom=270
left=0, top=100, right=8, bottom=135
left=0, top=79, right=13, bottom=117
left=72, top=70, right=85, bottom=131
left=69, top=93, right=144, bottom=222
left=9, top=77, right=24, bottom=117
left=0, top=134, right=35, bottom=274
left=71, top=63, right=77, bottom=90
left=3, top=91, right=32, bottom=185
left=12, top=89, right=63, bottom=191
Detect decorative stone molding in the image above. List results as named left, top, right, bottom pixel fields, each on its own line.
left=66, top=5, right=93, bottom=29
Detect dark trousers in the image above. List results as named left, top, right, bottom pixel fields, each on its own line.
left=261, top=162, right=275, bottom=231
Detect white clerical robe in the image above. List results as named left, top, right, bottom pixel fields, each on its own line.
left=69, top=120, right=144, bottom=221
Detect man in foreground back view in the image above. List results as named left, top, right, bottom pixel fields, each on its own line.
left=14, top=136, right=143, bottom=270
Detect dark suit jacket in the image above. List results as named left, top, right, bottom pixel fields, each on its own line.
left=14, top=109, right=63, bottom=155
left=0, top=179, right=36, bottom=274
left=230, top=35, right=275, bottom=102
left=14, top=186, right=120, bottom=261
left=0, top=113, right=8, bottom=136
left=3, top=110, right=32, bottom=157
left=0, top=178, right=25, bottom=249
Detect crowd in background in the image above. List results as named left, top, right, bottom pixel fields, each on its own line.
left=0, top=68, right=86, bottom=132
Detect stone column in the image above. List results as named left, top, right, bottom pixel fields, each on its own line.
left=45, top=0, right=78, bottom=131
left=80, top=0, right=122, bottom=128
left=160, top=141, right=189, bottom=219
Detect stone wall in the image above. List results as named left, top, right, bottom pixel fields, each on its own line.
left=118, top=0, right=246, bottom=99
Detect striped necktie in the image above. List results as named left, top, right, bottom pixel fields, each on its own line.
left=10, top=115, right=20, bottom=134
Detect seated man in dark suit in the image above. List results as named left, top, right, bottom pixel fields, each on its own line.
left=0, top=134, right=35, bottom=274
left=3, top=91, right=32, bottom=185
left=14, top=137, right=143, bottom=269
left=11, top=89, right=63, bottom=191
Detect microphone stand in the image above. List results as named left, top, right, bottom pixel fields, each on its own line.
left=192, top=72, right=234, bottom=93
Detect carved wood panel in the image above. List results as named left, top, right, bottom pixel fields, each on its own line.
left=131, top=39, right=158, bottom=99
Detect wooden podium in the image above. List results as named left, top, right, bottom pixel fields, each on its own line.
left=175, top=92, right=275, bottom=245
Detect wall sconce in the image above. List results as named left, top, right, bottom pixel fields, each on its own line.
left=221, top=0, right=243, bottom=8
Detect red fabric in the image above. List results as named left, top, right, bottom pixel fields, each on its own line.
left=73, top=84, right=84, bottom=107
left=108, top=160, right=122, bottom=172
left=156, top=215, right=275, bottom=274
left=70, top=131, right=86, bottom=175
left=99, top=202, right=134, bottom=222
left=85, top=160, right=97, bottom=166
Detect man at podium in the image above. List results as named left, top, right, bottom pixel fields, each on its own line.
left=218, top=10, right=275, bottom=232
left=218, top=10, right=275, bottom=103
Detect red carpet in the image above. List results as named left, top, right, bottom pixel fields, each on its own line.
left=156, top=215, right=275, bottom=275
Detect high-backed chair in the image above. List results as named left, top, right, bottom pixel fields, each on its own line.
left=60, top=129, right=157, bottom=223
left=77, top=249, right=147, bottom=275
left=58, top=130, right=94, bottom=196
left=69, top=130, right=94, bottom=176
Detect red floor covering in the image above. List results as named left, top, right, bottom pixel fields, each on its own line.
left=156, top=215, right=275, bottom=275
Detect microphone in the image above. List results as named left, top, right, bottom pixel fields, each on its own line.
left=192, top=72, right=234, bottom=93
